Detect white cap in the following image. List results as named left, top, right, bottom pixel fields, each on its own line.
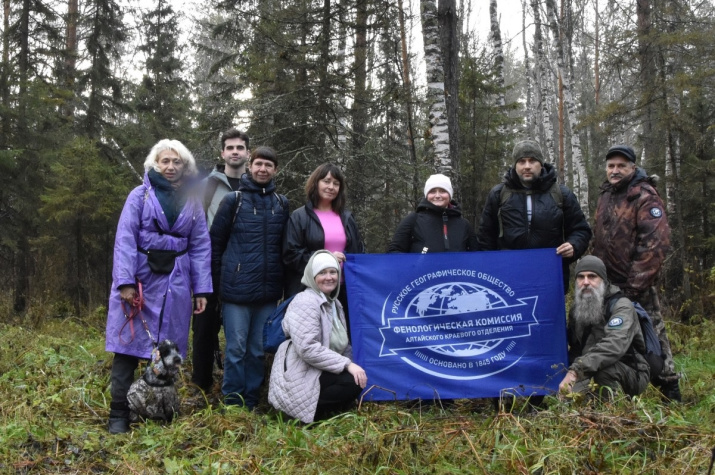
left=424, top=174, right=453, bottom=199
left=311, top=252, right=340, bottom=277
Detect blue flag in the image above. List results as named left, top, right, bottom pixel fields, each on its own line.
left=344, top=249, right=568, bottom=400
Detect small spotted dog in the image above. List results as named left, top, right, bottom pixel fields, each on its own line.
left=127, top=340, right=183, bottom=422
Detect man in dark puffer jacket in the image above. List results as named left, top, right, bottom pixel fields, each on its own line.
left=476, top=140, right=592, bottom=294
left=209, top=146, right=289, bottom=409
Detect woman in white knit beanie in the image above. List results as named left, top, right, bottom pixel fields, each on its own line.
left=387, top=174, right=478, bottom=253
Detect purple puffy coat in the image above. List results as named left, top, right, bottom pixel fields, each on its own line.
left=105, top=172, right=212, bottom=359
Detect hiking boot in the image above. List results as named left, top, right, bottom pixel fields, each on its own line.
left=108, top=401, right=131, bottom=434
left=108, top=417, right=130, bottom=434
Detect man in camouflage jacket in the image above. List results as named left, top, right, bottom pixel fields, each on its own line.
left=592, top=144, right=681, bottom=401
left=559, top=256, right=650, bottom=398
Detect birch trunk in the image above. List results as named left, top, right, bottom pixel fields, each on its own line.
left=531, top=0, right=555, bottom=163
left=336, top=0, right=349, bottom=149
left=421, top=0, right=451, bottom=174
left=522, top=0, right=535, bottom=148
left=545, top=0, right=588, bottom=217
left=439, top=0, right=459, bottom=188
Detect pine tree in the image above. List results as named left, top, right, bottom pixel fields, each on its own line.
left=126, top=0, right=195, bottom=164
left=77, top=0, right=128, bottom=139
left=39, top=138, right=132, bottom=314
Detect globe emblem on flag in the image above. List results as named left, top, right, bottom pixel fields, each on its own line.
left=404, top=282, right=508, bottom=357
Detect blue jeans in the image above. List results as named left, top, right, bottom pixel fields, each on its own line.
left=222, top=301, right=275, bottom=408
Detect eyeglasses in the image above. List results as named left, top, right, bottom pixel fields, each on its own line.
left=225, top=145, right=246, bottom=151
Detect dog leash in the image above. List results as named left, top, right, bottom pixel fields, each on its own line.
left=119, top=282, right=158, bottom=349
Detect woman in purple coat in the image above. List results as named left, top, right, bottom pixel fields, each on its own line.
left=105, top=139, right=212, bottom=434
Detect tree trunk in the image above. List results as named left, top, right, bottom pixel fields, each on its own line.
left=531, top=0, right=555, bottom=163
left=489, top=0, right=508, bottom=155
left=347, top=0, right=369, bottom=216
left=351, top=0, right=368, bottom=152
left=336, top=0, right=349, bottom=149
left=636, top=0, right=658, bottom=166
left=398, top=0, right=420, bottom=206
left=594, top=0, right=600, bottom=106
left=439, top=0, right=459, bottom=191
left=657, top=4, right=690, bottom=314
left=545, top=0, right=588, bottom=217
left=522, top=0, right=534, bottom=155
left=317, top=0, right=331, bottom=155
left=421, top=0, right=451, bottom=174
left=63, top=0, right=78, bottom=118
left=1, top=0, right=10, bottom=143
left=13, top=0, right=32, bottom=314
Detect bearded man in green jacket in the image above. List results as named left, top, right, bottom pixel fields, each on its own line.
left=559, top=256, right=650, bottom=398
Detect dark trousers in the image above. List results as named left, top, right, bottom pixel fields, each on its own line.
left=110, top=353, right=139, bottom=418
left=314, top=370, right=362, bottom=420
left=191, top=293, right=222, bottom=390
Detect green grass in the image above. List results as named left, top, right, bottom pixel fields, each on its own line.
left=0, top=315, right=713, bottom=474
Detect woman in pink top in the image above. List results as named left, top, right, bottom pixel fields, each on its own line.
left=283, top=163, right=365, bottom=332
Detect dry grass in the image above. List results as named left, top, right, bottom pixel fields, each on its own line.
left=0, top=314, right=713, bottom=474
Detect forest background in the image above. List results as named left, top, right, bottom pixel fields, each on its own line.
left=1, top=0, right=715, bottom=472
left=1, top=0, right=714, bottom=328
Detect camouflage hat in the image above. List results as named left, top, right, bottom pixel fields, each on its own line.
left=574, top=255, right=608, bottom=283
left=512, top=140, right=544, bottom=165
left=605, top=144, right=636, bottom=163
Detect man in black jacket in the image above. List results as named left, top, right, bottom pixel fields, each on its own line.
left=192, top=128, right=250, bottom=393
left=476, top=140, right=592, bottom=294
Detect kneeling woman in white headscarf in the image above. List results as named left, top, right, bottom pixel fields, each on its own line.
left=269, top=250, right=367, bottom=422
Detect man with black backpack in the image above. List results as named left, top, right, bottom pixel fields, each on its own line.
left=476, top=139, right=591, bottom=294
left=191, top=128, right=251, bottom=393
left=559, top=256, right=650, bottom=398
left=592, top=144, right=681, bottom=402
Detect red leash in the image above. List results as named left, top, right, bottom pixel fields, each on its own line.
left=119, top=282, right=155, bottom=346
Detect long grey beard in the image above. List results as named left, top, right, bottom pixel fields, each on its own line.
left=572, top=282, right=606, bottom=336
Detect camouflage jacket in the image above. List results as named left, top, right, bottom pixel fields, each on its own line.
left=567, top=285, right=649, bottom=380
left=592, top=168, right=670, bottom=296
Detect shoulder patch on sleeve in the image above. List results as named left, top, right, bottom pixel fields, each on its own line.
left=608, top=317, right=624, bottom=327
left=650, top=207, right=663, bottom=218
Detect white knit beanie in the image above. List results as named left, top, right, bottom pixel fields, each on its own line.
left=424, top=174, right=453, bottom=199
left=311, top=252, right=340, bottom=277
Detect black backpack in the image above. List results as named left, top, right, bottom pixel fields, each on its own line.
left=606, top=293, right=665, bottom=381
